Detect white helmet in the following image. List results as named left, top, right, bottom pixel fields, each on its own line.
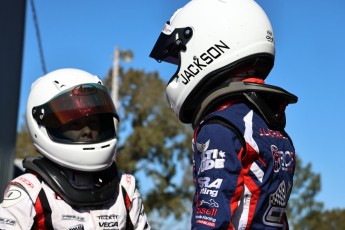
left=26, top=68, right=119, bottom=171
left=150, top=0, right=275, bottom=123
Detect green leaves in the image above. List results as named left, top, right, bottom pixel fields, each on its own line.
left=105, top=67, right=194, bottom=220
left=286, top=157, right=324, bottom=229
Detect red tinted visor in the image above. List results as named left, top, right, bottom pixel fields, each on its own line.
left=149, top=22, right=193, bottom=65
left=32, top=83, right=118, bottom=128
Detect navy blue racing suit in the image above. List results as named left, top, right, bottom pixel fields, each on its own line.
left=192, top=102, right=295, bottom=229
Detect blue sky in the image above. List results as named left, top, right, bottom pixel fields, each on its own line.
left=20, top=0, right=345, bottom=212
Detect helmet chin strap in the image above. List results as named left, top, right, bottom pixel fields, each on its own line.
left=23, top=157, right=119, bottom=207
left=193, top=81, right=298, bottom=130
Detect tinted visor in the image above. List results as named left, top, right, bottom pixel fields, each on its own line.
left=47, top=114, right=116, bottom=144
left=33, top=83, right=118, bottom=129
left=149, top=22, right=193, bottom=65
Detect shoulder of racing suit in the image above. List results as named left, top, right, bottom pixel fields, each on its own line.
left=2, top=158, right=136, bottom=208
left=195, top=112, right=248, bottom=162
left=1, top=173, right=42, bottom=208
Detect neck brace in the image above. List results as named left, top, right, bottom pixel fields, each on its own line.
left=193, top=81, right=298, bottom=130
left=23, top=157, right=119, bottom=207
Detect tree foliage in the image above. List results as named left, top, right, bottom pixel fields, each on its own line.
left=315, top=209, right=345, bottom=230
left=286, top=156, right=345, bottom=229
left=286, top=157, right=324, bottom=229
left=15, top=122, right=38, bottom=159
left=298, top=209, right=345, bottom=230
left=104, top=68, right=194, bottom=220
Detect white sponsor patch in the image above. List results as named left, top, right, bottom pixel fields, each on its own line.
left=1, top=186, right=27, bottom=208
left=0, top=217, right=16, bottom=226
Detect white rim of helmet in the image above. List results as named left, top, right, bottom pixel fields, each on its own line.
left=150, top=0, right=275, bottom=123
left=26, top=68, right=118, bottom=171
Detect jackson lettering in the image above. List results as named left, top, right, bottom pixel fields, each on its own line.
left=180, top=40, right=230, bottom=85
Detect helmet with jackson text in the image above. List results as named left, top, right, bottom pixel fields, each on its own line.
left=150, top=0, right=275, bottom=123
left=26, top=68, right=119, bottom=172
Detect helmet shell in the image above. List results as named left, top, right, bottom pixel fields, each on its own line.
left=26, top=68, right=118, bottom=171
left=151, top=0, right=275, bottom=123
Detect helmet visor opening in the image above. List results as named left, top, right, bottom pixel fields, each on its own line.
left=33, top=83, right=118, bottom=129
left=149, top=22, right=193, bottom=65
left=46, top=114, right=117, bottom=144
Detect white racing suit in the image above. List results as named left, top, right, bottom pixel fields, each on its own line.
left=0, top=158, right=150, bottom=230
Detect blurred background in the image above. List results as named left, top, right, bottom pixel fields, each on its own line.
left=1, top=0, right=345, bottom=229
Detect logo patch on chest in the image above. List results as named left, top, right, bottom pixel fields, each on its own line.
left=68, top=224, right=84, bottom=230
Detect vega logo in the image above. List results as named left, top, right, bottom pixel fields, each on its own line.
left=179, top=40, right=230, bottom=85
left=99, top=222, right=118, bottom=227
